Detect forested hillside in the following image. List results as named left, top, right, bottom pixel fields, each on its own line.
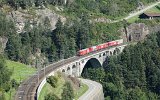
left=82, top=32, right=160, bottom=100
left=0, top=0, right=158, bottom=65
left=0, top=0, right=158, bottom=19
left=0, top=10, right=123, bottom=65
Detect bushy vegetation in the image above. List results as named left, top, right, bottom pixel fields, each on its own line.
left=82, top=32, right=160, bottom=99
left=42, top=73, right=85, bottom=100
left=0, top=0, right=158, bottom=19
left=45, top=93, right=60, bottom=100
left=0, top=54, right=11, bottom=99
left=0, top=55, right=11, bottom=92
left=61, top=81, right=74, bottom=100
left=46, top=76, right=58, bottom=88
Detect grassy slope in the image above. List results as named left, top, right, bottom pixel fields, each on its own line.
left=6, top=60, right=36, bottom=83
left=38, top=77, right=65, bottom=100
left=74, top=84, right=88, bottom=100
left=128, top=4, right=160, bottom=23
left=39, top=77, right=88, bottom=100
left=145, top=5, right=160, bottom=13
left=5, top=60, right=36, bottom=100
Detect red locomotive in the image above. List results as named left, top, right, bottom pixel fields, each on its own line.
left=78, top=39, right=123, bottom=56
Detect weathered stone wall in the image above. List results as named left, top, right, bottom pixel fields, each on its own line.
left=121, top=23, right=149, bottom=42
left=0, top=36, right=8, bottom=53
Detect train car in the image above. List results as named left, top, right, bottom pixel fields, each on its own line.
left=78, top=39, right=123, bottom=56
left=108, top=41, right=116, bottom=46
left=108, top=39, right=123, bottom=46
left=78, top=49, right=88, bottom=56
left=103, top=43, right=108, bottom=49
left=91, top=46, right=97, bottom=52
left=96, top=43, right=106, bottom=50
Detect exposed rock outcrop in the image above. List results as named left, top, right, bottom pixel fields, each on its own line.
left=0, top=37, right=8, bottom=53
left=121, top=23, right=149, bottom=42
left=7, top=8, right=66, bottom=33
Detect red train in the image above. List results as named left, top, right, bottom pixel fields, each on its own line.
left=78, top=39, right=123, bottom=56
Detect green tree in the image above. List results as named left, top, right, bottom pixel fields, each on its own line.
left=46, top=76, right=58, bottom=88
left=45, top=93, right=60, bottom=100
left=0, top=55, right=11, bottom=92
left=127, top=87, right=147, bottom=100
left=61, top=82, right=74, bottom=100
left=5, top=34, right=22, bottom=61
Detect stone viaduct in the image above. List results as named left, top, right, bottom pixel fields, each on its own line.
left=54, top=44, right=127, bottom=77
left=15, top=44, right=127, bottom=100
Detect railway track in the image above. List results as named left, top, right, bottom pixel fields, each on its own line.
left=15, top=55, right=79, bottom=100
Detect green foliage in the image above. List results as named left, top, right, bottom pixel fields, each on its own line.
left=11, top=79, right=19, bottom=89
left=82, top=67, right=105, bottom=83
left=0, top=55, right=11, bottom=92
left=45, top=93, right=60, bottom=100
left=0, top=0, right=157, bottom=20
left=126, top=87, right=147, bottom=100
left=0, top=12, right=15, bottom=37
left=65, top=0, right=157, bottom=19
left=0, top=89, right=5, bottom=100
left=5, top=34, right=22, bottom=61
left=82, top=32, right=160, bottom=99
left=61, top=81, right=74, bottom=100
left=46, top=76, right=58, bottom=88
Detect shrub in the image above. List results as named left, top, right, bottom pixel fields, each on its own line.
left=46, top=76, right=58, bottom=88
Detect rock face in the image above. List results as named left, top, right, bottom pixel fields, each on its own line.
left=121, top=23, right=149, bottom=42
left=0, top=37, right=8, bottom=53
left=36, top=8, right=66, bottom=30
left=7, top=8, right=66, bottom=33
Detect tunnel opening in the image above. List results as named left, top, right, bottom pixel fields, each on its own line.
left=81, top=58, right=102, bottom=78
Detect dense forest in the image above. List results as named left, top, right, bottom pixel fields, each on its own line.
left=82, top=32, right=160, bottom=100
left=0, top=55, right=12, bottom=100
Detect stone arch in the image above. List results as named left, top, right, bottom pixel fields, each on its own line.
left=80, top=58, right=102, bottom=75
left=67, top=66, right=71, bottom=75
left=99, top=54, right=101, bottom=58
left=103, top=53, right=106, bottom=56
left=113, top=48, right=121, bottom=55
left=106, top=51, right=109, bottom=56
left=110, top=51, right=113, bottom=56
left=62, top=69, right=65, bottom=73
